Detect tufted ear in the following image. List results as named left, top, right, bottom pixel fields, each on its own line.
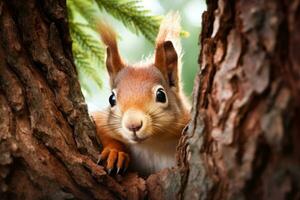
left=97, top=21, right=125, bottom=83
left=154, top=40, right=179, bottom=89
left=105, top=46, right=124, bottom=80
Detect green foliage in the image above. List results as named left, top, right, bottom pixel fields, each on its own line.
left=67, top=0, right=161, bottom=95
left=70, top=22, right=105, bottom=68
left=95, top=0, right=160, bottom=42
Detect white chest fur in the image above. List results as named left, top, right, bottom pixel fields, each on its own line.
left=128, top=135, right=179, bottom=176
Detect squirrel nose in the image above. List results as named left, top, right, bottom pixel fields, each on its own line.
left=127, top=121, right=143, bottom=132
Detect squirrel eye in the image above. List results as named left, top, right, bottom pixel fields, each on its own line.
left=156, top=88, right=167, bottom=103
left=109, top=92, right=116, bottom=107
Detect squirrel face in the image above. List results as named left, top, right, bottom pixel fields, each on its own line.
left=97, top=17, right=190, bottom=144
left=107, top=66, right=181, bottom=144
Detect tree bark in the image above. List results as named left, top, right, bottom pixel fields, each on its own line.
left=177, top=0, right=300, bottom=199
left=146, top=0, right=300, bottom=199
left=0, top=0, right=145, bottom=199
left=1, top=0, right=300, bottom=200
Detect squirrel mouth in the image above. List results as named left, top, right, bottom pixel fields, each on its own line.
left=131, top=135, right=147, bottom=143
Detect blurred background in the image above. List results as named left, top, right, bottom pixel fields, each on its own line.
left=68, top=0, right=206, bottom=111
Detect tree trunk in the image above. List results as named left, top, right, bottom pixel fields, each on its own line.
left=0, top=0, right=145, bottom=199
left=1, top=0, right=300, bottom=200
left=146, top=0, right=300, bottom=199
left=185, top=0, right=300, bottom=199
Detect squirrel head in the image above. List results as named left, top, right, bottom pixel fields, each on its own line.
left=98, top=13, right=190, bottom=144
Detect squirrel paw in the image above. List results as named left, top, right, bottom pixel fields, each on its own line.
left=97, top=147, right=130, bottom=174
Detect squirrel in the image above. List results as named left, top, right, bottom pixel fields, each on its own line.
left=92, top=12, right=190, bottom=176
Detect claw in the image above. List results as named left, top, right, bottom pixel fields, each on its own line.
left=96, top=155, right=102, bottom=164
left=98, top=147, right=129, bottom=176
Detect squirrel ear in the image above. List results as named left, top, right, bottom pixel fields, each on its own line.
left=96, top=20, right=125, bottom=81
left=155, top=40, right=179, bottom=89
left=106, top=46, right=124, bottom=81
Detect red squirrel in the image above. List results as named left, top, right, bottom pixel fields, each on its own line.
left=92, top=13, right=190, bottom=176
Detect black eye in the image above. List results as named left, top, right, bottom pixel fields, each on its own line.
left=156, top=88, right=167, bottom=103
left=109, top=92, right=116, bottom=107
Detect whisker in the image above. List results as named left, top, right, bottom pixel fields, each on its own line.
left=97, top=124, right=120, bottom=128
left=151, top=113, right=185, bottom=124
left=152, top=124, right=178, bottom=136
left=99, top=110, right=122, bottom=118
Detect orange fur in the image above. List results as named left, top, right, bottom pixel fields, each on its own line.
left=97, top=20, right=125, bottom=82
left=93, top=13, right=190, bottom=176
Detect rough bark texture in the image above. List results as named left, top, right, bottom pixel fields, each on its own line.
left=179, top=0, right=300, bottom=199
left=146, top=0, right=300, bottom=199
left=1, top=0, right=300, bottom=199
left=0, top=0, right=146, bottom=199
